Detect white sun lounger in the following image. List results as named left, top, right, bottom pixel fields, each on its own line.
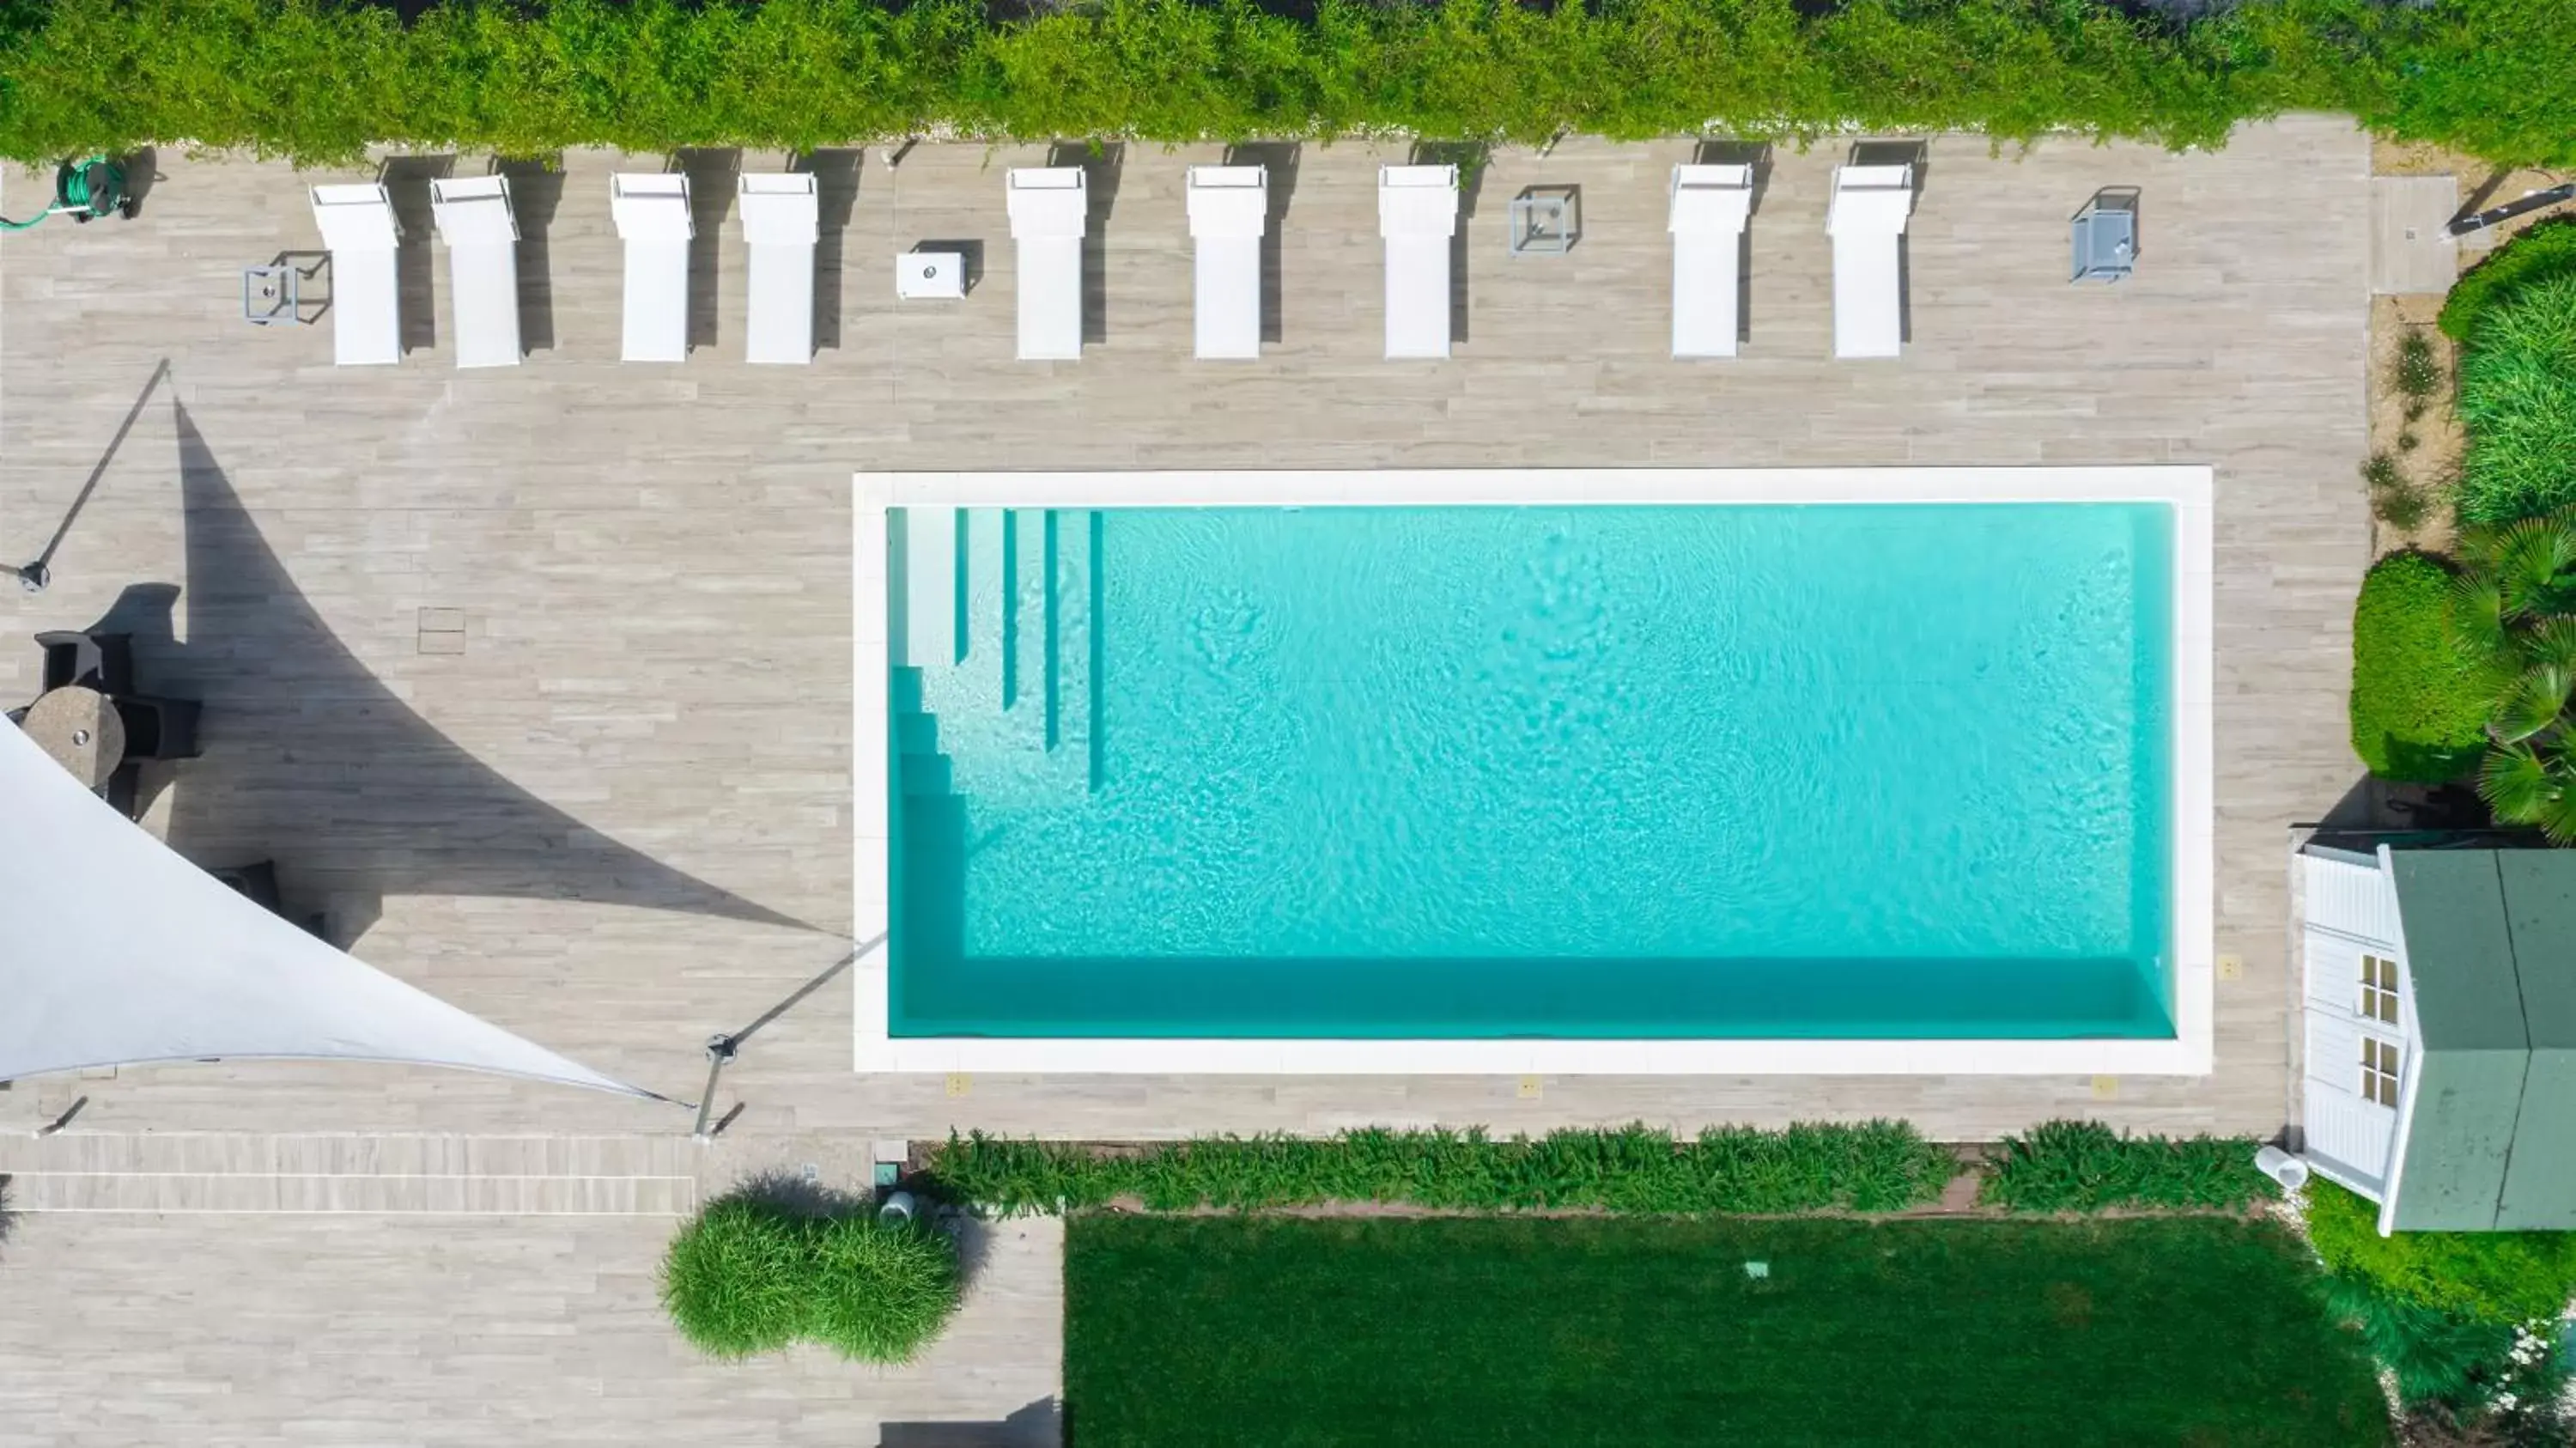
left=1006, top=167, right=1087, bottom=362
left=1187, top=165, right=1267, bottom=361
left=609, top=173, right=691, bottom=363
left=308, top=183, right=401, bottom=367
left=739, top=173, right=818, bottom=366
left=427, top=175, right=520, bottom=369
left=1668, top=164, right=1754, bottom=359
left=1828, top=163, right=1915, bottom=360
left=1379, top=165, right=1458, bottom=361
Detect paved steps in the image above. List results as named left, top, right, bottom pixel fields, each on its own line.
left=0, top=1133, right=699, bottom=1215
left=895, top=506, right=1096, bottom=805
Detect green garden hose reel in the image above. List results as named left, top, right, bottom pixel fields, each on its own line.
left=0, top=156, right=136, bottom=232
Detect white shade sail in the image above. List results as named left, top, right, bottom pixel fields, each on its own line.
left=0, top=717, right=656, bottom=1098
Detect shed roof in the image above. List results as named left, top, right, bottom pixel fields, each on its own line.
left=2387, top=849, right=2576, bottom=1230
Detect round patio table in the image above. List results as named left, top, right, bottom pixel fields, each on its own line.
left=21, top=684, right=126, bottom=788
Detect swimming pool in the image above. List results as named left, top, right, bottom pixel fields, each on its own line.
left=856, top=469, right=2214, bottom=1075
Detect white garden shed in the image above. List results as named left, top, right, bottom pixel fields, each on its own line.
left=2297, top=839, right=2576, bottom=1233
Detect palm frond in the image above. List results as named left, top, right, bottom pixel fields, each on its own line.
left=2524, top=616, right=2576, bottom=673
left=2492, top=664, right=2576, bottom=744
left=2479, top=742, right=2561, bottom=824
left=2479, top=512, right=2576, bottom=618
left=2533, top=785, right=2576, bottom=845
left=2445, top=568, right=2514, bottom=666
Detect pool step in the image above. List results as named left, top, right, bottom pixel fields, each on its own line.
left=894, top=506, right=1097, bottom=800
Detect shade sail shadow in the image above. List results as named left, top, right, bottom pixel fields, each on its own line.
left=161, top=401, right=811, bottom=938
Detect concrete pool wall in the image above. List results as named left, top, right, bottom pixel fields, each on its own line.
left=855, top=466, right=2215, bottom=1076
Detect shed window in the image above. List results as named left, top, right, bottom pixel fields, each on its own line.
left=2360, top=954, right=2401, bottom=1025
left=2360, top=1036, right=2403, bottom=1108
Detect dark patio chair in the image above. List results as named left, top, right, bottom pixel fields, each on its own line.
left=102, top=762, right=140, bottom=819
left=209, top=860, right=329, bottom=939
left=113, top=696, right=201, bottom=760
left=211, top=861, right=283, bottom=913
left=35, top=630, right=134, bottom=693
left=38, top=630, right=99, bottom=690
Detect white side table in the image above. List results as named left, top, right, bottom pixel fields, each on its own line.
left=896, top=250, right=966, bottom=300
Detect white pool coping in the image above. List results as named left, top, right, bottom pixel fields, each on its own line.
left=854, top=467, right=2215, bottom=1076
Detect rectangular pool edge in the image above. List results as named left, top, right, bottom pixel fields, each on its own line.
left=853, top=466, right=2216, bottom=1077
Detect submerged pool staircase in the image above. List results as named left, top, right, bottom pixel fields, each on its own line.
left=890, top=507, right=1103, bottom=813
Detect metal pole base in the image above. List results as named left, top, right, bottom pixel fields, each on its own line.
left=690, top=1034, right=738, bottom=1141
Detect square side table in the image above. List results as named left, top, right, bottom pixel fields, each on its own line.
left=897, top=250, right=966, bottom=300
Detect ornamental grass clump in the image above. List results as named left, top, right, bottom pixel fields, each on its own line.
left=2396, top=330, right=2444, bottom=419
left=2440, top=220, right=2576, bottom=344
left=2457, top=274, right=2576, bottom=526
left=1978, top=1119, right=2276, bottom=1213
left=659, top=1190, right=960, bottom=1364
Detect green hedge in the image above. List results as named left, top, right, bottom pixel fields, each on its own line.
left=2439, top=219, right=2576, bottom=345
left=927, top=1123, right=1959, bottom=1216
left=0, top=0, right=2569, bottom=167
left=2458, top=273, right=2576, bottom=526
left=2350, top=551, right=2494, bottom=782
left=2306, top=1177, right=2576, bottom=1327
left=1978, top=1119, right=2278, bottom=1213
left=659, top=1192, right=960, bottom=1363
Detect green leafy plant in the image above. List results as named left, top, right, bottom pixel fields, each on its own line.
left=2366, top=452, right=2432, bottom=528
left=2458, top=275, right=2576, bottom=526
left=2440, top=507, right=2576, bottom=834
left=659, top=1189, right=960, bottom=1363
left=2305, top=1177, right=2576, bottom=1326
left=2351, top=551, right=2496, bottom=783
left=2397, top=329, right=2444, bottom=411
left=0, top=0, right=2563, bottom=167
left=2441, top=219, right=2576, bottom=344
left=928, top=1122, right=1959, bottom=1216
left=2458, top=285, right=2576, bottom=526
left=2321, top=1270, right=2517, bottom=1410
left=1977, top=1119, right=2277, bottom=1213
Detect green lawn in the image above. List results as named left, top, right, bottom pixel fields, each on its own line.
left=1065, top=1215, right=2391, bottom=1448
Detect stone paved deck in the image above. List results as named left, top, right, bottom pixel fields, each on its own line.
left=0, top=117, right=2373, bottom=1445
left=0, top=1208, right=1063, bottom=1448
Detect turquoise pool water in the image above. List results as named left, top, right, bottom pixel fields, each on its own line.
left=890, top=502, right=2173, bottom=1039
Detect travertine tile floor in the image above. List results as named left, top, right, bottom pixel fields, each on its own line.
left=0, top=117, right=2372, bottom=1444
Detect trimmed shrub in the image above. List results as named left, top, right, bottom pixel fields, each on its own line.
left=2306, top=1177, right=2576, bottom=1326
left=1978, top=1119, right=2276, bottom=1213
left=2351, top=551, right=2495, bottom=782
left=2443, top=222, right=2576, bottom=344
left=0, top=0, right=2561, bottom=166
left=928, top=1122, right=1959, bottom=1216
left=2458, top=273, right=2576, bottom=526
left=659, top=1192, right=959, bottom=1363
